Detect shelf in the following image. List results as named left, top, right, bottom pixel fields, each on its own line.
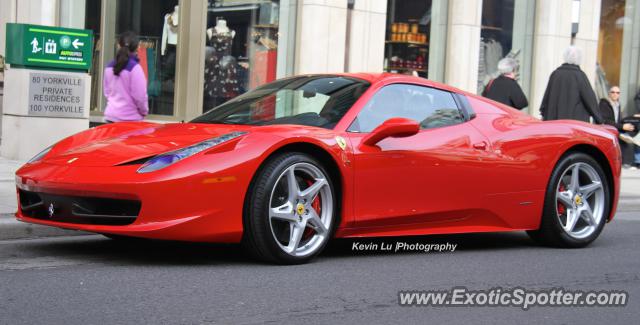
left=481, top=25, right=502, bottom=31
left=386, top=41, right=429, bottom=47
left=253, top=24, right=278, bottom=29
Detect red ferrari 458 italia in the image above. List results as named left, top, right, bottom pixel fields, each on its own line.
left=15, top=73, right=621, bottom=264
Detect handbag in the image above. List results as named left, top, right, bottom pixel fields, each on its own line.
left=482, top=78, right=496, bottom=97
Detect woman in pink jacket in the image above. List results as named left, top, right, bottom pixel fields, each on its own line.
left=103, top=31, right=149, bottom=122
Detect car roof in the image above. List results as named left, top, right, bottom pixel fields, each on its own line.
left=301, top=72, right=468, bottom=95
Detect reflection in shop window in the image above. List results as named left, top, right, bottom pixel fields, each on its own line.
left=596, top=0, right=626, bottom=98
left=203, top=0, right=280, bottom=113
left=478, top=0, right=533, bottom=96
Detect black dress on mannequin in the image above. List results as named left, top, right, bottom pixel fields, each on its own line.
left=203, top=33, right=240, bottom=112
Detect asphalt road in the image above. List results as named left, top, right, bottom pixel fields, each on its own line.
left=1, top=211, right=639, bottom=324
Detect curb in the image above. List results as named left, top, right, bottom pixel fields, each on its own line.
left=0, top=213, right=91, bottom=240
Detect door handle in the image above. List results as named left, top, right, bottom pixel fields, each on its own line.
left=473, top=141, right=488, bottom=150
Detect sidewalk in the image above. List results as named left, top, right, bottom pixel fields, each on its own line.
left=619, top=168, right=640, bottom=212
left=0, top=157, right=638, bottom=240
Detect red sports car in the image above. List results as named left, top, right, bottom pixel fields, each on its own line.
left=15, top=73, right=621, bottom=264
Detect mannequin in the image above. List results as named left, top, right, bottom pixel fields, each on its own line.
left=161, top=5, right=179, bottom=82
left=161, top=5, right=179, bottom=56
left=203, top=19, right=240, bottom=111
left=249, top=27, right=278, bottom=89
left=207, top=19, right=235, bottom=39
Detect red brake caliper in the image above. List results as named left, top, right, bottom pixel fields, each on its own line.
left=557, top=183, right=566, bottom=216
left=303, top=179, right=322, bottom=238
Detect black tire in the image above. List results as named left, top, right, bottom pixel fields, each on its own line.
left=242, top=152, right=338, bottom=264
left=527, top=152, right=610, bottom=247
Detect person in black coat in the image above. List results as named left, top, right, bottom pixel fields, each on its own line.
left=540, top=46, right=603, bottom=124
left=599, top=86, right=637, bottom=166
left=599, top=86, right=635, bottom=132
left=482, top=58, right=528, bottom=110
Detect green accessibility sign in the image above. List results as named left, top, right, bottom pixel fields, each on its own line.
left=5, top=23, right=93, bottom=71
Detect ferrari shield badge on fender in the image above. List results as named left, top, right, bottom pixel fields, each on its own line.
left=335, top=136, right=347, bottom=151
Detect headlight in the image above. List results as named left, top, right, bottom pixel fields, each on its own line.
left=137, top=131, right=247, bottom=173
left=27, top=146, right=53, bottom=164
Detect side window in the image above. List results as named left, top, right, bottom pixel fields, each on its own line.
left=348, top=84, right=465, bottom=132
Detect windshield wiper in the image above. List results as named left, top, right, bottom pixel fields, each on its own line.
left=195, top=119, right=235, bottom=125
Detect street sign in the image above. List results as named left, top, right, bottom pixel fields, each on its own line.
left=5, top=23, right=93, bottom=71
left=28, top=72, right=86, bottom=118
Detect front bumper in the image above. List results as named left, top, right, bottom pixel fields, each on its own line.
left=15, top=162, right=251, bottom=243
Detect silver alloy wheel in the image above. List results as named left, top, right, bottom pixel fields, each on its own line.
left=555, top=162, right=605, bottom=239
left=268, top=162, right=333, bottom=257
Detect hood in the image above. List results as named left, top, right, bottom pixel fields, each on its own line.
left=43, top=123, right=254, bottom=167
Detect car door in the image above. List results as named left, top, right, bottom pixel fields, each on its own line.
left=346, top=83, right=493, bottom=228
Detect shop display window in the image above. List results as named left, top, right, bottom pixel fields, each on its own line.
left=114, top=0, right=180, bottom=116
left=478, top=0, right=533, bottom=96
left=203, top=0, right=280, bottom=113
left=383, top=0, right=432, bottom=77
left=478, top=0, right=515, bottom=93
left=597, top=0, right=626, bottom=90
left=85, top=0, right=102, bottom=113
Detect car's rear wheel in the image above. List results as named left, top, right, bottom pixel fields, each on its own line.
left=527, top=152, right=610, bottom=247
left=243, top=152, right=337, bottom=264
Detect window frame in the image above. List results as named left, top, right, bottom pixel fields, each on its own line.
left=346, top=83, right=469, bottom=133
left=190, top=75, right=371, bottom=129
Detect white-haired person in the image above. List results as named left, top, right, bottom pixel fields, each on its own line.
left=540, top=46, right=603, bottom=124
left=481, top=57, right=528, bottom=110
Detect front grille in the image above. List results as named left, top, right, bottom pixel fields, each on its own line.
left=19, top=189, right=141, bottom=226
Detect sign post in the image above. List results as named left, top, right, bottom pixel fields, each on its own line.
left=2, top=23, right=94, bottom=160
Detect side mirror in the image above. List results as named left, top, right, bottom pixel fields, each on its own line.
left=362, top=117, right=420, bottom=146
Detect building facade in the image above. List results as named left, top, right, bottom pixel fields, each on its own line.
left=1, top=0, right=640, bottom=158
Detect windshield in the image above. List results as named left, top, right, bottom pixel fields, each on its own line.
left=191, top=76, right=370, bottom=129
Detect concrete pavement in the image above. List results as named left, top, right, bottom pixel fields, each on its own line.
left=0, top=156, right=638, bottom=240
left=2, top=216, right=640, bottom=324
left=2, top=154, right=639, bottom=324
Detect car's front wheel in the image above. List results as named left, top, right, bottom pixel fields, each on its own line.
left=528, top=152, right=610, bottom=247
left=243, top=152, right=337, bottom=264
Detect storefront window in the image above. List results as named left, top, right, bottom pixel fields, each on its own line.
left=109, top=0, right=179, bottom=116
left=597, top=0, right=626, bottom=91
left=203, top=0, right=280, bottom=113
left=478, top=0, right=534, bottom=96
left=383, top=0, right=431, bottom=78
left=84, top=0, right=102, bottom=113
left=93, top=0, right=179, bottom=117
